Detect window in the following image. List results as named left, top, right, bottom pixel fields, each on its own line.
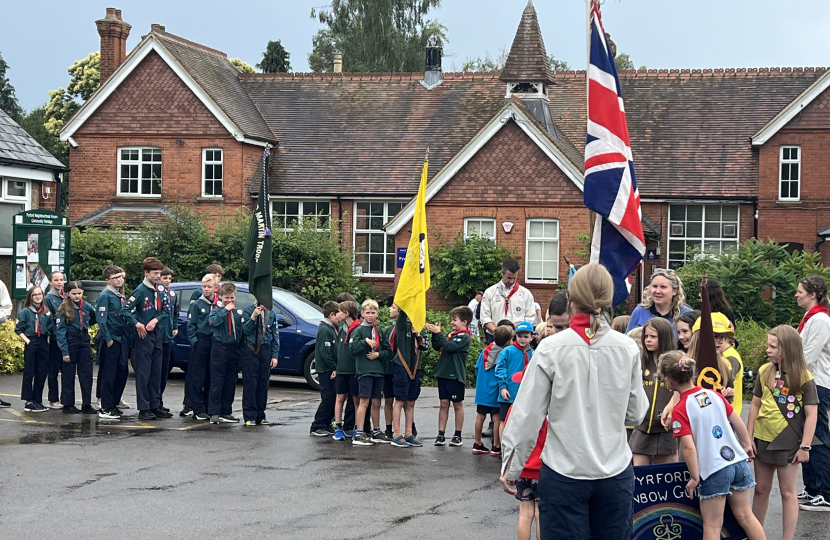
left=525, top=219, right=559, bottom=282
left=779, top=146, right=800, bottom=201
left=202, top=149, right=223, bottom=197
left=668, top=205, right=739, bottom=268
left=0, top=179, right=29, bottom=250
left=353, top=201, right=404, bottom=275
left=272, top=200, right=330, bottom=230
left=118, top=147, right=161, bottom=196
left=464, top=218, right=496, bottom=240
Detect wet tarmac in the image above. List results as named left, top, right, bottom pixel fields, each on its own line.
left=0, top=370, right=827, bottom=538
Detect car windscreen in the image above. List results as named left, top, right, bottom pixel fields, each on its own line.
left=273, top=289, right=323, bottom=321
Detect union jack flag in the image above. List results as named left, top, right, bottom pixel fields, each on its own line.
left=584, top=0, right=645, bottom=305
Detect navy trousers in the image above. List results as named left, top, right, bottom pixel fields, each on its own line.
left=21, top=336, right=49, bottom=403
left=186, top=336, right=212, bottom=414
left=159, top=341, right=172, bottom=406
left=311, top=370, right=336, bottom=431
left=537, top=463, right=634, bottom=540
left=241, top=343, right=271, bottom=422
left=133, top=328, right=162, bottom=411
left=99, top=337, right=129, bottom=411
left=47, top=337, right=62, bottom=403
left=208, top=341, right=240, bottom=416
left=61, top=332, right=94, bottom=407
left=803, top=385, right=830, bottom=498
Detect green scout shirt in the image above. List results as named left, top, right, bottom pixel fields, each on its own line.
left=55, top=301, right=97, bottom=356
left=349, top=322, right=391, bottom=379
left=208, top=304, right=244, bottom=344
left=187, top=294, right=215, bottom=345
left=315, top=319, right=339, bottom=373
left=161, top=287, right=178, bottom=344
left=15, top=305, right=54, bottom=338
left=432, top=330, right=471, bottom=384
left=336, top=321, right=357, bottom=375
left=96, top=286, right=128, bottom=343
left=123, top=280, right=170, bottom=328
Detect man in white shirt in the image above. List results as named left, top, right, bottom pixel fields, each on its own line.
left=480, top=260, right=535, bottom=343
left=0, top=280, right=12, bottom=324
left=467, top=291, right=482, bottom=336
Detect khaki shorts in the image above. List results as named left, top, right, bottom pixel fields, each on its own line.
left=629, top=429, right=677, bottom=456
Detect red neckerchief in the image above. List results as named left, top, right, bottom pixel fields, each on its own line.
left=34, top=304, right=43, bottom=336
left=155, top=286, right=162, bottom=312
left=503, top=282, right=520, bottom=315
left=389, top=327, right=396, bottom=351
left=569, top=312, right=593, bottom=344
left=511, top=340, right=530, bottom=367
left=369, top=322, right=380, bottom=351
left=439, top=328, right=471, bottom=357
left=345, top=319, right=362, bottom=342
left=75, top=300, right=85, bottom=330
left=483, top=342, right=494, bottom=363
left=798, top=304, right=830, bottom=334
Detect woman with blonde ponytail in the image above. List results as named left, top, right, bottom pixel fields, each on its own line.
left=500, top=263, right=649, bottom=539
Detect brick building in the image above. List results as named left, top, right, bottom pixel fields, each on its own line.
left=61, top=4, right=830, bottom=308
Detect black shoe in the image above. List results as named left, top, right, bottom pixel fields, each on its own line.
left=0, top=399, right=12, bottom=407
left=194, top=413, right=210, bottom=421
left=152, top=408, right=173, bottom=418
left=179, top=406, right=193, bottom=417
left=81, top=405, right=97, bottom=414
left=159, top=406, right=170, bottom=414
left=63, top=405, right=81, bottom=414
left=138, top=410, right=157, bottom=421
left=113, top=407, right=124, bottom=416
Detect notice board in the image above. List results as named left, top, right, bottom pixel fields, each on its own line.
left=10, top=209, right=71, bottom=299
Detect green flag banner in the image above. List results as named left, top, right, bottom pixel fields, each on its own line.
left=245, top=147, right=273, bottom=308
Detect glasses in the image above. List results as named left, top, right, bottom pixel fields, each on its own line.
left=651, top=268, right=676, bottom=279
left=108, top=274, right=126, bottom=281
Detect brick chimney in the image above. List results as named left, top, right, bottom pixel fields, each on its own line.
left=96, top=8, right=132, bottom=84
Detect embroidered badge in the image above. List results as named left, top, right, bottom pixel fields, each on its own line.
left=694, top=392, right=712, bottom=408
left=324, top=341, right=331, bottom=347
left=55, top=318, right=60, bottom=324
left=157, top=285, right=164, bottom=292
left=170, top=292, right=176, bottom=297
left=720, top=446, right=736, bottom=461
left=237, top=309, right=242, bottom=315
left=515, top=307, right=522, bottom=312
left=644, top=369, right=651, bottom=377
left=773, top=389, right=780, bottom=397
left=778, top=395, right=787, bottom=404
left=99, top=307, right=106, bottom=312
left=795, top=406, right=801, bottom=413
left=787, top=403, right=795, bottom=411
left=128, top=297, right=135, bottom=303
left=712, top=426, right=723, bottom=439
left=585, top=328, right=595, bottom=339
left=788, top=395, right=796, bottom=403
left=781, top=387, right=790, bottom=396
left=201, top=308, right=205, bottom=313
left=787, top=411, right=795, bottom=419
left=672, top=420, right=681, bottom=434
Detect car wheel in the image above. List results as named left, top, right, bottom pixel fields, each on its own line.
left=303, top=353, right=320, bottom=391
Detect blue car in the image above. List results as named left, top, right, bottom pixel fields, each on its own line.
left=169, top=282, right=324, bottom=390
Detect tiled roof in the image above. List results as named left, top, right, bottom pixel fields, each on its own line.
left=510, top=97, right=583, bottom=173
left=546, top=67, right=828, bottom=199
left=0, top=108, right=66, bottom=171
left=241, top=72, right=509, bottom=196
left=75, top=205, right=168, bottom=228
left=500, top=0, right=555, bottom=85
left=152, top=31, right=276, bottom=143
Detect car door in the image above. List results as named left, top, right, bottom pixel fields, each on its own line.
left=171, top=286, right=200, bottom=370
left=271, top=303, right=297, bottom=374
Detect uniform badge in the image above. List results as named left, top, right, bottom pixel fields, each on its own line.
left=515, top=307, right=522, bottom=312
left=712, top=426, right=723, bottom=439
left=201, top=308, right=205, bottom=313
left=694, top=392, right=712, bottom=408
left=787, top=395, right=796, bottom=403
left=671, top=420, right=681, bottom=434
left=585, top=328, right=595, bottom=339
left=237, top=309, right=242, bottom=314
left=720, top=445, right=735, bottom=461
left=170, top=291, right=176, bottom=297
left=128, top=297, right=135, bottom=303
left=644, top=369, right=650, bottom=377
left=787, top=411, right=795, bottom=419
left=787, top=403, right=795, bottom=411
left=324, top=341, right=331, bottom=347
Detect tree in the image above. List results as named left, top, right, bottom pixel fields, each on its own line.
left=615, top=52, right=635, bottom=71
left=0, top=52, right=24, bottom=122
left=430, top=232, right=519, bottom=300
left=309, top=0, right=447, bottom=73
left=549, top=55, right=569, bottom=72
left=44, top=52, right=100, bottom=136
left=19, top=107, right=67, bottom=165
left=461, top=48, right=568, bottom=73
left=256, top=40, right=291, bottom=73
left=230, top=58, right=256, bottom=73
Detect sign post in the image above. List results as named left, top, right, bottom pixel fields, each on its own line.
left=10, top=209, right=71, bottom=299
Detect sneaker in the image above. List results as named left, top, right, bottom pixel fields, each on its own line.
left=0, top=399, right=12, bottom=408
left=159, top=406, right=170, bottom=414
left=194, top=413, right=210, bottom=421
left=490, top=446, right=501, bottom=457
left=210, top=415, right=220, bottom=424
left=118, top=400, right=130, bottom=409
left=797, top=490, right=814, bottom=502
left=449, top=435, right=463, bottom=447
left=218, top=415, right=239, bottom=423
left=257, top=419, right=271, bottom=426
left=179, top=406, right=194, bottom=417
left=333, top=428, right=346, bottom=441
left=472, top=442, right=490, bottom=455
left=371, top=431, right=391, bottom=443
left=138, top=410, right=157, bottom=420
left=151, top=408, right=173, bottom=418
left=391, top=435, right=411, bottom=448
left=99, top=409, right=120, bottom=419
left=434, top=435, right=446, bottom=446
left=385, top=428, right=394, bottom=439
left=62, top=405, right=81, bottom=414
left=352, top=432, right=375, bottom=446
left=33, top=403, right=49, bottom=412
left=800, top=495, right=830, bottom=512
left=49, top=401, right=63, bottom=409
left=311, top=428, right=330, bottom=437
left=244, top=420, right=257, bottom=427
left=405, top=435, right=423, bottom=447
left=113, top=407, right=125, bottom=416
left=81, top=405, right=97, bottom=414
left=344, top=429, right=354, bottom=439
left=482, top=427, right=494, bottom=438
left=23, top=402, right=35, bottom=412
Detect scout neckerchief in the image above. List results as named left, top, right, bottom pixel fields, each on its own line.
left=142, top=278, right=162, bottom=313
left=199, top=293, right=217, bottom=309
left=389, top=326, right=397, bottom=352
left=345, top=319, right=362, bottom=342
left=511, top=339, right=530, bottom=368
left=30, top=303, right=44, bottom=336
left=501, top=282, right=520, bottom=315
left=767, top=366, right=822, bottom=451
left=798, top=304, right=830, bottom=334
left=438, top=328, right=471, bottom=358
left=73, top=299, right=85, bottom=330
left=227, top=308, right=237, bottom=340
left=569, top=312, right=594, bottom=344
left=106, top=284, right=127, bottom=307
left=358, top=320, right=381, bottom=352
left=253, top=305, right=268, bottom=354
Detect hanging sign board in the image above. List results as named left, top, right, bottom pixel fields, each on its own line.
left=10, top=209, right=71, bottom=299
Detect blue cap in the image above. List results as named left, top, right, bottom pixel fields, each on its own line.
left=515, top=321, right=534, bottom=334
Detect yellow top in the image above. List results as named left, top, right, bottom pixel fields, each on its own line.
left=752, top=362, right=816, bottom=443
left=723, top=346, right=743, bottom=416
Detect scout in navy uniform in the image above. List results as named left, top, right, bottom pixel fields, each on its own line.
left=426, top=306, right=474, bottom=447
left=158, top=266, right=178, bottom=413
left=189, top=264, right=223, bottom=305
left=310, top=301, right=343, bottom=436
left=123, top=257, right=172, bottom=421
left=348, top=299, right=393, bottom=446
left=184, top=274, right=218, bottom=421
left=241, top=302, right=280, bottom=426
left=55, top=281, right=97, bottom=414
left=43, top=271, right=65, bottom=409
left=207, top=282, right=244, bottom=424
left=16, top=286, right=54, bottom=412
left=96, top=265, right=130, bottom=419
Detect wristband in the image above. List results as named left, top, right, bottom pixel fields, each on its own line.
left=800, top=445, right=812, bottom=451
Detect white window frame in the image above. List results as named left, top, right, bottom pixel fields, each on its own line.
left=201, top=148, right=223, bottom=198
left=779, top=146, right=801, bottom=202
left=117, top=146, right=162, bottom=197
left=0, top=178, right=31, bottom=255
left=525, top=218, right=560, bottom=283
left=667, top=204, right=740, bottom=269
left=352, top=199, right=406, bottom=277
left=270, top=198, right=331, bottom=231
left=463, top=217, right=496, bottom=241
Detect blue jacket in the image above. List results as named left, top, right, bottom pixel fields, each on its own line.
left=15, top=305, right=54, bottom=338
left=242, top=305, right=280, bottom=357
left=96, top=287, right=128, bottom=343
left=474, top=343, right=503, bottom=408
left=495, top=342, right=532, bottom=404
left=187, top=294, right=215, bottom=345
left=626, top=304, right=692, bottom=338
left=55, top=301, right=97, bottom=356
left=161, top=287, right=179, bottom=344
left=123, top=281, right=170, bottom=328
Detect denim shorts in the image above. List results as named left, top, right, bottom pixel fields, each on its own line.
left=515, top=477, right=539, bottom=502
left=698, top=460, right=755, bottom=500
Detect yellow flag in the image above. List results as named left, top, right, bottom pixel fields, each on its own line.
left=393, top=156, right=430, bottom=332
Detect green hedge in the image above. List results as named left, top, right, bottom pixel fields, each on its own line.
left=0, top=321, right=25, bottom=374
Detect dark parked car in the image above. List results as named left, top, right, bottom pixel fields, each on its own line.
left=169, top=282, right=324, bottom=390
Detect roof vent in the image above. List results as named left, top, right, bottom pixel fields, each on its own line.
left=421, top=35, right=443, bottom=90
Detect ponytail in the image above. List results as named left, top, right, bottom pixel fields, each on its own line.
left=800, top=275, right=830, bottom=309
left=568, top=264, right=614, bottom=336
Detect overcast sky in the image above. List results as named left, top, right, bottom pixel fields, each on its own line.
left=2, top=0, right=829, bottom=111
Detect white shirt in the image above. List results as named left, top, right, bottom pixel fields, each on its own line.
left=480, top=281, right=535, bottom=328
left=0, top=280, right=11, bottom=324
left=467, top=298, right=480, bottom=335
left=801, top=311, right=830, bottom=389
left=501, top=318, right=649, bottom=481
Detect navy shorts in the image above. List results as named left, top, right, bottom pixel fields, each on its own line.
left=437, top=377, right=465, bottom=402
left=515, top=477, right=539, bottom=501
left=335, top=373, right=354, bottom=395
left=499, top=402, right=512, bottom=420
left=476, top=405, right=499, bottom=415
left=382, top=374, right=394, bottom=399
left=358, top=375, right=384, bottom=399
left=393, top=363, right=421, bottom=401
